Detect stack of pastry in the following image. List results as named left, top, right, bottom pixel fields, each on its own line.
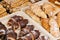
left=0, top=4, right=8, bottom=18
left=0, top=15, right=49, bottom=40
left=25, top=2, right=60, bottom=38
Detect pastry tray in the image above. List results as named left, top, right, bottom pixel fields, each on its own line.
left=0, top=11, right=57, bottom=40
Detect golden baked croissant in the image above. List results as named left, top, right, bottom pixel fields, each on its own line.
left=0, top=4, right=8, bottom=18
left=0, top=4, right=6, bottom=14
left=25, top=9, right=41, bottom=24
left=41, top=18, right=50, bottom=32
left=0, top=12, right=8, bottom=18
left=30, top=4, right=47, bottom=18
left=42, top=3, right=59, bottom=17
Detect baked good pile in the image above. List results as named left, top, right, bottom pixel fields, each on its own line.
left=0, top=15, right=49, bottom=40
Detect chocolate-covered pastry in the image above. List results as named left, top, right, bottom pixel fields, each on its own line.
left=8, top=15, right=23, bottom=26
left=8, top=18, right=21, bottom=35
left=20, top=25, right=34, bottom=37
left=19, top=19, right=28, bottom=28
left=8, top=19, right=16, bottom=26
left=19, top=30, right=40, bottom=40
left=19, top=33, right=33, bottom=40
left=8, top=15, right=28, bottom=28
left=0, top=34, right=7, bottom=40
left=0, top=22, right=7, bottom=40
left=0, top=22, right=6, bottom=31
left=7, top=15, right=49, bottom=40
left=12, top=15, right=23, bottom=22
left=8, top=16, right=21, bottom=36
left=7, top=29, right=17, bottom=40
left=31, top=30, right=40, bottom=39
left=40, top=36, right=49, bottom=40
left=25, top=25, right=34, bottom=31
left=12, top=23, right=21, bottom=39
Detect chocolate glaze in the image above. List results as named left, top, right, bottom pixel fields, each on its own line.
left=19, top=19, right=28, bottom=28
left=12, top=15, right=23, bottom=22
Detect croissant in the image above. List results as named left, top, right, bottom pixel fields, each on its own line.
left=25, top=9, right=41, bottom=24
left=42, top=2, right=59, bottom=17
left=30, top=4, right=47, bottom=18
left=41, top=18, right=50, bottom=32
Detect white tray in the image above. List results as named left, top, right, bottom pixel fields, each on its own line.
left=0, top=11, right=57, bottom=40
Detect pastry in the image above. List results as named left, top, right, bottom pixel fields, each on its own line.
left=0, top=12, right=8, bottom=18
left=41, top=18, right=50, bottom=32
left=20, top=25, right=34, bottom=37
left=19, top=30, right=40, bottom=40
left=0, top=4, right=6, bottom=14
left=25, top=9, right=41, bottom=24
left=4, top=0, right=29, bottom=8
left=30, top=4, right=47, bottom=18
left=7, top=29, right=17, bottom=40
left=42, top=2, right=59, bottom=17
left=0, top=22, right=7, bottom=40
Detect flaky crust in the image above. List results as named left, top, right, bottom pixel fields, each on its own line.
left=42, top=3, right=59, bottom=17
left=57, top=11, right=60, bottom=28
left=25, top=9, right=41, bottom=24
left=30, top=4, right=47, bottom=18
left=41, top=18, right=50, bottom=32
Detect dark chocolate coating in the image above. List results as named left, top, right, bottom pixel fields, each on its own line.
left=31, top=30, right=40, bottom=39
left=8, top=19, right=20, bottom=30
left=8, top=19, right=15, bottom=26
left=19, top=19, right=28, bottom=28
left=7, top=31, right=17, bottom=40
left=19, top=34, right=32, bottom=40
left=12, top=22, right=20, bottom=30
left=41, top=36, right=45, bottom=40
left=12, top=15, right=23, bottom=22
left=26, top=25, right=34, bottom=31
left=20, top=30, right=40, bottom=40
left=0, top=22, right=7, bottom=30
left=20, top=25, right=34, bottom=37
